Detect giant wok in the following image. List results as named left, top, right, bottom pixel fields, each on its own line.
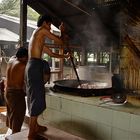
left=52, top=79, right=112, bottom=97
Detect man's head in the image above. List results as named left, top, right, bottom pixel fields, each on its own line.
left=37, top=15, right=53, bottom=27
left=16, top=47, right=28, bottom=59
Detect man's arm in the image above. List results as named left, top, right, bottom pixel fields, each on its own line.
left=43, top=29, right=64, bottom=45
left=43, top=45, right=69, bottom=58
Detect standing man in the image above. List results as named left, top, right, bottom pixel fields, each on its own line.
left=4, top=47, right=28, bottom=134
left=25, top=15, right=69, bottom=139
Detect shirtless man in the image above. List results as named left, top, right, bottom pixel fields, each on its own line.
left=4, top=47, right=28, bottom=134
left=25, top=15, right=70, bottom=139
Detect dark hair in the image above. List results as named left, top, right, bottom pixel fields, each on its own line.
left=37, top=15, right=53, bottom=27
left=16, top=47, right=28, bottom=58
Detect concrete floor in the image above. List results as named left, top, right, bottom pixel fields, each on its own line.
left=5, top=125, right=85, bottom=140
left=0, top=108, right=85, bottom=140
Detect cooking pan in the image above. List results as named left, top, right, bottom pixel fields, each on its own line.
left=52, top=79, right=112, bottom=97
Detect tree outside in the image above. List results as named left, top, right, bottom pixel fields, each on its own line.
left=0, top=0, right=39, bottom=21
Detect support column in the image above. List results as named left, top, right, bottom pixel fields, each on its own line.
left=81, top=47, right=86, bottom=65
left=0, top=47, right=2, bottom=78
left=20, top=0, right=27, bottom=47
left=59, top=47, right=64, bottom=79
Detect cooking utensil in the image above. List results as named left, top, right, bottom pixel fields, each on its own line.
left=53, top=80, right=112, bottom=97
left=111, top=93, right=127, bottom=104
left=68, top=53, right=81, bottom=87
left=99, top=99, right=113, bottom=105
left=61, top=24, right=81, bottom=87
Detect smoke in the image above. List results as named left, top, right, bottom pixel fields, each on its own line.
left=60, top=1, right=122, bottom=51
left=80, top=13, right=109, bottom=51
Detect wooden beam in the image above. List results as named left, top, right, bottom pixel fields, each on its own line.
left=124, top=35, right=140, bottom=59
left=44, top=44, right=80, bottom=49
left=20, top=0, right=27, bottom=47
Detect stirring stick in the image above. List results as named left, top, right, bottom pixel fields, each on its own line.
left=60, top=22, right=82, bottom=87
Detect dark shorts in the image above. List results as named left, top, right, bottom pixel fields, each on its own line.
left=25, top=58, right=46, bottom=116
left=4, top=89, right=26, bottom=132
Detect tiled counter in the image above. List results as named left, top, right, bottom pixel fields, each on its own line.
left=38, top=89, right=140, bottom=140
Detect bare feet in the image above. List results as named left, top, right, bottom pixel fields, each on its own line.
left=28, top=125, right=47, bottom=139
left=28, top=135, right=48, bottom=140
left=36, top=125, right=47, bottom=133
left=28, top=135, right=36, bottom=140
left=28, top=134, right=36, bottom=140
left=36, top=134, right=48, bottom=140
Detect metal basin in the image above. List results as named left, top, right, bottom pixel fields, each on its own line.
left=53, top=79, right=112, bottom=97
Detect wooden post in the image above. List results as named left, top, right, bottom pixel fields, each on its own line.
left=20, top=0, right=27, bottom=47
left=81, top=47, right=86, bottom=65
left=59, top=47, right=64, bottom=79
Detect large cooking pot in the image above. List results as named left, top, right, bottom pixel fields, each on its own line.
left=52, top=79, right=112, bottom=97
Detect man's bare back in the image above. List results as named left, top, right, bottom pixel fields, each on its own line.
left=6, top=58, right=26, bottom=89
left=6, top=48, right=28, bottom=90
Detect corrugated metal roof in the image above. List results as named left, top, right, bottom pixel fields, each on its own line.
left=0, top=28, right=19, bottom=42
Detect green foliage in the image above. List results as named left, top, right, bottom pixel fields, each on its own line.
left=27, top=6, right=39, bottom=21
left=0, top=0, right=19, bottom=15
left=0, top=0, right=39, bottom=21
left=43, top=53, right=51, bottom=61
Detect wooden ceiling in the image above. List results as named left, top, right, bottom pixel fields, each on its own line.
left=26, top=0, right=139, bottom=49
